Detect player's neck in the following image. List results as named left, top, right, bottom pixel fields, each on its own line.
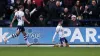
left=19, top=9, right=23, bottom=11
left=58, top=24, right=62, bottom=26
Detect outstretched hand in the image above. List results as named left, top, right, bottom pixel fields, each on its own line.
left=28, top=22, right=30, bottom=24
left=52, top=39, right=55, bottom=43
left=10, top=24, right=12, bottom=27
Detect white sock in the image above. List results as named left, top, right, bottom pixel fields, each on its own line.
left=7, top=35, right=12, bottom=40
left=26, top=39, right=30, bottom=44
left=24, top=36, right=30, bottom=44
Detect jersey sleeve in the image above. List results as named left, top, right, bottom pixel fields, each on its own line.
left=15, top=12, right=18, bottom=17
left=56, top=27, right=59, bottom=33
left=21, top=12, right=24, bottom=17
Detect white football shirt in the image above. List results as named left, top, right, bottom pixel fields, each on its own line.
left=15, top=10, right=24, bottom=26
left=56, top=25, right=64, bottom=38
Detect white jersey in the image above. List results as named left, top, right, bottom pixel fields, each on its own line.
left=15, top=10, right=24, bottom=26
left=52, top=25, right=65, bottom=40
left=56, top=25, right=64, bottom=38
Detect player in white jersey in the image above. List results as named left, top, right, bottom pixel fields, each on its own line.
left=4, top=5, right=31, bottom=47
left=52, top=20, right=69, bottom=47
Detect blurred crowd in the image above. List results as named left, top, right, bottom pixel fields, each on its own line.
left=0, top=0, right=100, bottom=27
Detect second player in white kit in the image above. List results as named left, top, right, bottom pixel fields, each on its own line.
left=4, top=5, right=31, bottom=47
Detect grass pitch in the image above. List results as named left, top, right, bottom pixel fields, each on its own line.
left=0, top=47, right=100, bottom=56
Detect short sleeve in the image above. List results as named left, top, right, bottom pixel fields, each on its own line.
left=21, top=12, right=24, bottom=17
left=56, top=27, right=60, bottom=33
left=15, top=12, right=18, bottom=16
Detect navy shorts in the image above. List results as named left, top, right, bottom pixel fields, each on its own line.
left=17, top=26, right=25, bottom=32
left=60, top=38, right=68, bottom=44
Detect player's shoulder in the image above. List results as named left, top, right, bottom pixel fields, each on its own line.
left=15, top=11, right=19, bottom=15
left=56, top=25, right=61, bottom=30
left=19, top=11, right=24, bottom=14
left=57, top=25, right=62, bottom=28
left=18, top=11, right=24, bottom=16
left=56, top=25, right=60, bottom=28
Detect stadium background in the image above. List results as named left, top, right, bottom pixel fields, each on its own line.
left=0, top=27, right=100, bottom=56
left=0, top=0, right=100, bottom=56
left=0, top=27, right=100, bottom=45
left=0, top=0, right=100, bottom=27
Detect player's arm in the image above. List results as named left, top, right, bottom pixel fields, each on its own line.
left=52, top=28, right=59, bottom=42
left=30, top=8, right=37, bottom=16
left=21, top=12, right=30, bottom=24
left=10, top=16, right=17, bottom=27
left=52, top=32, right=57, bottom=42
left=22, top=16, right=30, bottom=24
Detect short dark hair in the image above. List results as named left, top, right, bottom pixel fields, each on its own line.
left=18, top=5, right=24, bottom=9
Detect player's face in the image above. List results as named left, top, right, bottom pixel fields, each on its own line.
left=21, top=7, right=24, bottom=11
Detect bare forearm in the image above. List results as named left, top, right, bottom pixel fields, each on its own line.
left=22, top=16, right=30, bottom=24
left=11, top=18, right=16, bottom=24
left=52, top=32, right=57, bottom=40
left=24, top=18, right=30, bottom=24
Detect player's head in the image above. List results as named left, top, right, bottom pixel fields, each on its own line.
left=18, top=5, right=24, bottom=11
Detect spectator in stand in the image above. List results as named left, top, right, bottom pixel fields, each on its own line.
left=30, top=1, right=48, bottom=26
left=25, top=9, right=31, bottom=27
left=48, top=0, right=63, bottom=26
left=36, top=1, right=48, bottom=19
left=71, top=0, right=83, bottom=20
left=69, top=15, right=80, bottom=26
left=24, top=0, right=37, bottom=26
left=88, top=0, right=99, bottom=5
left=29, top=0, right=37, bottom=15
left=89, top=0, right=99, bottom=19
left=60, top=7, right=71, bottom=26
left=82, top=5, right=90, bottom=19
left=88, top=0, right=99, bottom=26
left=47, top=0, right=56, bottom=19
left=2, top=0, right=100, bottom=27
left=32, top=0, right=37, bottom=9
left=24, top=0, right=32, bottom=11
left=37, top=15, right=46, bottom=27
left=46, top=0, right=56, bottom=26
